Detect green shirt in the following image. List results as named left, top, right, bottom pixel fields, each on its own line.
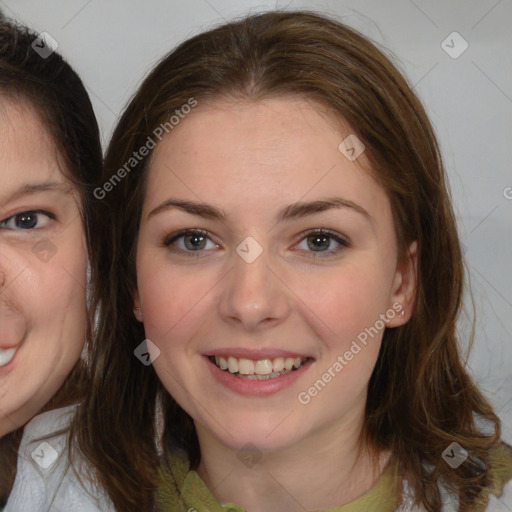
left=156, top=443, right=512, bottom=512
left=156, top=449, right=401, bottom=512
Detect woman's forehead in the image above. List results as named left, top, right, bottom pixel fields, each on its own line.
left=142, top=97, right=390, bottom=231
left=147, top=97, right=368, bottom=181
left=0, top=101, right=70, bottom=196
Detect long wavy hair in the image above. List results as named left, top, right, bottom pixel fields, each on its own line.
left=0, top=19, right=102, bottom=504
left=72, top=10, right=507, bottom=511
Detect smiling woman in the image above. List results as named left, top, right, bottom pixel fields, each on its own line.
left=0, top=18, right=103, bottom=511
left=71, top=9, right=511, bottom=512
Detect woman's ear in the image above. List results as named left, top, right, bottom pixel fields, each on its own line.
left=386, top=240, right=418, bottom=327
left=133, top=289, right=143, bottom=322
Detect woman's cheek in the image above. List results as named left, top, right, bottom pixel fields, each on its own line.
left=302, top=265, right=378, bottom=321
left=139, top=255, right=208, bottom=326
left=40, top=253, right=87, bottom=311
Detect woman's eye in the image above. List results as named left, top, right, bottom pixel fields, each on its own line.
left=295, top=229, right=350, bottom=257
left=163, top=229, right=218, bottom=253
left=163, top=228, right=349, bottom=258
left=0, top=210, right=55, bottom=230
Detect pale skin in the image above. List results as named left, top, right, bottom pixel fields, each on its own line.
left=134, top=96, right=417, bottom=511
left=0, top=100, right=87, bottom=437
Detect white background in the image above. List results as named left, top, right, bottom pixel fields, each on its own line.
left=2, top=0, right=511, bottom=441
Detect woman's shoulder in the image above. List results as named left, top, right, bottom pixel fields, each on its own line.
left=4, top=405, right=115, bottom=512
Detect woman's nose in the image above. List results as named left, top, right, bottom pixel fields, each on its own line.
left=218, top=244, right=291, bottom=331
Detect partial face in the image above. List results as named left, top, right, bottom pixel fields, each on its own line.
left=135, top=97, right=415, bottom=453
left=0, top=101, right=87, bottom=437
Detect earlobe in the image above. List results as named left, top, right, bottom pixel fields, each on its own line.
left=133, top=289, right=143, bottom=322
left=134, top=306, right=143, bottom=321
left=387, top=240, right=418, bottom=327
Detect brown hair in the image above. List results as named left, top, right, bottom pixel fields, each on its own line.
left=73, top=10, right=507, bottom=511
left=0, top=19, right=102, bottom=504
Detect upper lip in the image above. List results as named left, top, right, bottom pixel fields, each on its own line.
left=0, top=341, right=22, bottom=350
left=0, top=344, right=20, bottom=351
left=0, top=317, right=26, bottom=350
left=0, top=331, right=25, bottom=350
left=204, top=348, right=313, bottom=360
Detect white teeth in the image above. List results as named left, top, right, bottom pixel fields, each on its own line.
left=272, top=357, right=284, bottom=372
left=0, top=348, right=17, bottom=367
left=227, top=356, right=238, bottom=373
left=212, top=354, right=307, bottom=376
left=272, top=357, right=285, bottom=372
left=238, top=358, right=255, bottom=375
left=216, top=356, right=228, bottom=370
left=254, top=359, right=273, bottom=375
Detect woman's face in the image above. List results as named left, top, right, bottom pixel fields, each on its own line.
left=135, top=97, right=416, bottom=453
left=0, top=101, right=87, bottom=437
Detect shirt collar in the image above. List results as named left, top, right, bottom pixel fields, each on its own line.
left=157, top=448, right=401, bottom=512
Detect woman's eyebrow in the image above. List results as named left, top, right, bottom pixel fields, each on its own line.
left=148, top=197, right=372, bottom=224
left=1, top=181, right=73, bottom=204
left=278, top=198, right=371, bottom=223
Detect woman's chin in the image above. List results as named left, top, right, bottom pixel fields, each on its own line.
left=197, top=416, right=304, bottom=455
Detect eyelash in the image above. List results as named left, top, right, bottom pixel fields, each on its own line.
left=162, top=228, right=350, bottom=259
left=0, top=210, right=56, bottom=231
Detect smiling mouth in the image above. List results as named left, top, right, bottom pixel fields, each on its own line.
left=209, top=355, right=310, bottom=380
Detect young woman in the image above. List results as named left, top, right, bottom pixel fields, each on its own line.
left=0, top=19, right=107, bottom=511
left=73, top=10, right=512, bottom=511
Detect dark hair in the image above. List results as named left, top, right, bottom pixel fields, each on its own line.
left=74, top=10, right=507, bottom=511
left=0, top=18, right=102, bottom=503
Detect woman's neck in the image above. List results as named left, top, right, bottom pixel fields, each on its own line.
left=195, top=411, right=391, bottom=512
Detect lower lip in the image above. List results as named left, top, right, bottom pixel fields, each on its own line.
left=205, top=356, right=313, bottom=396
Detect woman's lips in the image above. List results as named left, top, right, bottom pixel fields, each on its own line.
left=0, top=317, right=27, bottom=351
left=205, top=354, right=313, bottom=395
left=0, top=322, right=26, bottom=368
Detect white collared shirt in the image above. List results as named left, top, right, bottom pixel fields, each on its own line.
left=4, top=405, right=115, bottom=512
